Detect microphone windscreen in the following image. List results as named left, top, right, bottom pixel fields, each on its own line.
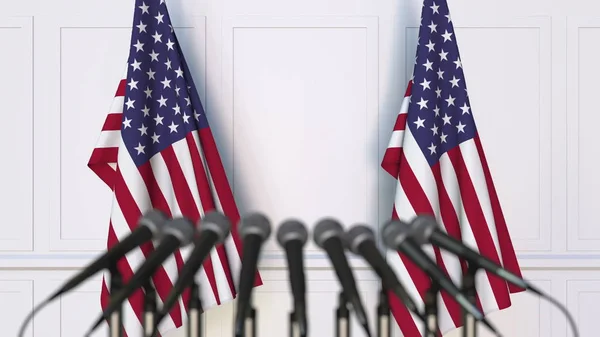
left=163, top=217, right=195, bottom=246
left=139, top=209, right=169, bottom=237
left=343, top=225, right=375, bottom=254
left=198, top=211, right=232, bottom=243
left=276, top=220, right=308, bottom=247
left=313, top=218, right=343, bottom=248
left=238, top=213, right=272, bottom=240
left=381, top=220, right=412, bottom=249
left=410, top=215, right=439, bottom=245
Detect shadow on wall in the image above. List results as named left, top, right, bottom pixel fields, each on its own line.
left=378, top=0, right=423, bottom=221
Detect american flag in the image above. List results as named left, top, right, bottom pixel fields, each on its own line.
left=381, top=0, right=523, bottom=335
left=87, top=0, right=258, bottom=335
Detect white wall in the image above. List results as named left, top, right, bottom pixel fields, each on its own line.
left=0, top=0, right=597, bottom=335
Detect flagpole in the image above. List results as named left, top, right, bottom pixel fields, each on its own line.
left=462, top=264, right=479, bottom=337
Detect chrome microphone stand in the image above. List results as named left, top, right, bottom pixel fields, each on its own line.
left=462, top=264, right=478, bottom=337
left=244, top=307, right=257, bottom=337
left=377, top=284, right=391, bottom=337
left=187, top=281, right=203, bottom=337
left=335, top=293, right=350, bottom=337
left=142, top=282, right=157, bottom=337
left=289, top=312, right=300, bottom=337
left=108, top=264, right=123, bottom=337
left=235, top=300, right=257, bottom=337
left=423, top=281, right=439, bottom=337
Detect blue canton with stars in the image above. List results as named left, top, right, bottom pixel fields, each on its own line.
left=408, top=0, right=477, bottom=166
left=121, top=0, right=209, bottom=167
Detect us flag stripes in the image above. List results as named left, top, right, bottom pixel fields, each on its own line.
left=87, top=0, right=260, bottom=335
left=381, top=0, right=524, bottom=335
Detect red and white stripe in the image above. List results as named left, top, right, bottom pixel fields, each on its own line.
left=89, top=74, right=257, bottom=336
left=381, top=81, right=523, bottom=336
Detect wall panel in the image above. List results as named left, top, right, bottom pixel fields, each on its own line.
left=29, top=15, right=207, bottom=251
left=566, top=17, right=600, bottom=252
left=0, top=17, right=34, bottom=251
left=221, top=16, right=379, bottom=268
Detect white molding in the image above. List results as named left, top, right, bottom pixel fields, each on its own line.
left=220, top=15, right=379, bottom=268
left=32, top=15, right=207, bottom=252
left=3, top=253, right=600, bottom=269
left=566, top=17, right=600, bottom=252
left=0, top=16, right=34, bottom=252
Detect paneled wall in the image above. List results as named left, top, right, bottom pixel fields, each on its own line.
left=1, top=0, right=599, bottom=335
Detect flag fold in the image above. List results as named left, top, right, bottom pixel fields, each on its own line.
left=88, top=0, right=259, bottom=335
left=382, top=0, right=523, bottom=335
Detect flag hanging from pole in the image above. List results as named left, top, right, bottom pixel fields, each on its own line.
left=381, top=0, right=523, bottom=335
left=87, top=0, right=259, bottom=335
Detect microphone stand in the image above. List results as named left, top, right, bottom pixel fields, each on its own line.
left=289, top=312, right=299, bottom=337
left=108, top=264, right=124, bottom=337
left=188, top=281, right=203, bottom=337
left=462, top=264, right=478, bottom=337
left=243, top=307, right=257, bottom=337
left=423, top=280, right=439, bottom=337
left=143, top=281, right=157, bottom=337
left=235, top=299, right=257, bottom=337
left=335, top=292, right=350, bottom=337
left=377, top=283, right=391, bottom=337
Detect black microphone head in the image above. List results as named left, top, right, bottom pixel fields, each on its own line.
left=313, top=218, right=344, bottom=248
left=343, top=224, right=375, bottom=254
left=139, top=209, right=169, bottom=236
left=163, top=217, right=195, bottom=246
left=381, top=219, right=412, bottom=249
left=410, top=215, right=438, bottom=245
left=276, top=219, right=308, bottom=247
left=198, top=211, right=232, bottom=243
left=238, top=213, right=272, bottom=240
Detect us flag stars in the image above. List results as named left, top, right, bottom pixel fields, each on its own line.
left=406, top=0, right=477, bottom=166
left=119, top=0, right=208, bottom=165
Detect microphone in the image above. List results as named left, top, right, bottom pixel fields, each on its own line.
left=343, top=224, right=425, bottom=322
left=16, top=209, right=168, bottom=337
left=59, top=210, right=168, bottom=300
left=409, top=215, right=543, bottom=295
left=381, top=219, right=500, bottom=336
left=314, top=218, right=372, bottom=337
left=85, top=217, right=196, bottom=336
left=410, top=217, right=583, bottom=337
left=276, top=219, right=309, bottom=337
left=152, top=211, right=232, bottom=331
left=234, top=213, right=272, bottom=337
